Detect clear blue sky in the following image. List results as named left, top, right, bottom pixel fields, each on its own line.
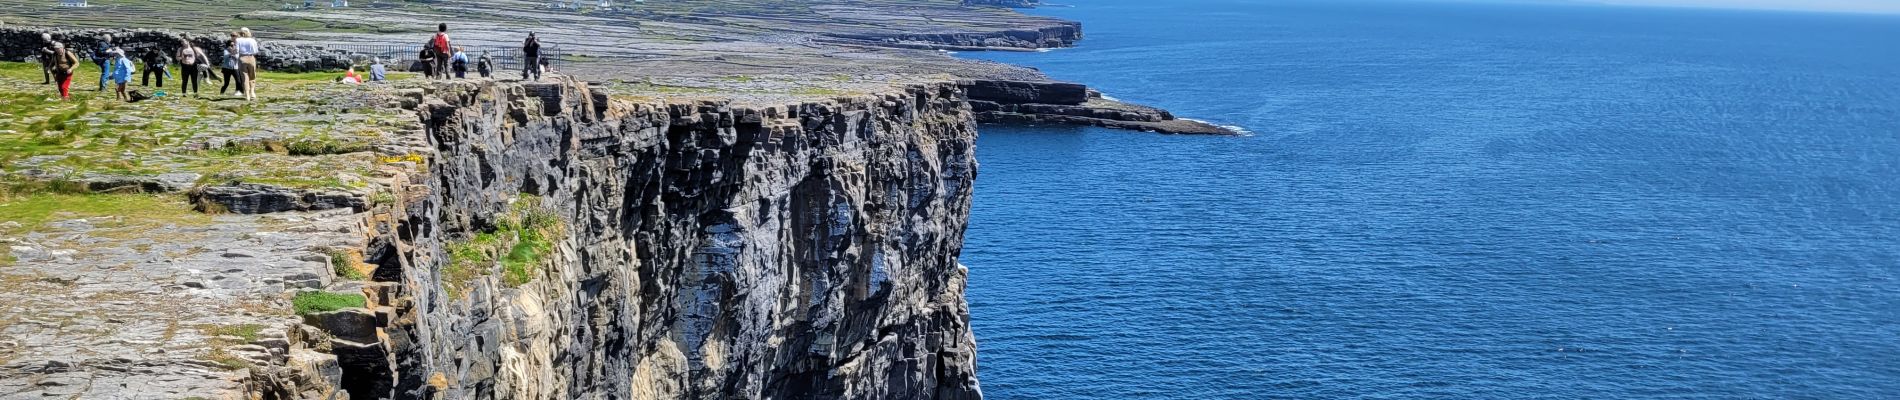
left=1581, top=0, right=1900, bottom=13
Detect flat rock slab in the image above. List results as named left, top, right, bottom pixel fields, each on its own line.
left=0, top=208, right=364, bottom=399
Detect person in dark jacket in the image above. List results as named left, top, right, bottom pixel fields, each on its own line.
left=521, top=32, right=541, bottom=81
left=94, top=34, right=115, bottom=91
left=140, top=47, right=169, bottom=88
left=476, top=50, right=493, bottom=78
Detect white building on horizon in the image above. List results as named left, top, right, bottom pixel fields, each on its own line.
left=59, top=0, right=88, bottom=7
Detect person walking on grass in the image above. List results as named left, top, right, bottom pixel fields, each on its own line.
left=219, top=32, right=243, bottom=96
left=235, top=27, right=261, bottom=101
left=521, top=32, right=541, bottom=81
left=140, top=47, right=169, bottom=88
left=176, top=35, right=209, bottom=96
left=94, top=34, right=115, bottom=91
left=430, top=24, right=452, bottom=80
left=49, top=42, right=78, bottom=100
left=107, top=49, right=133, bottom=101
left=38, top=33, right=57, bottom=85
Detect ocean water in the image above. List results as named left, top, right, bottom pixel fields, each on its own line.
left=957, top=0, right=1900, bottom=398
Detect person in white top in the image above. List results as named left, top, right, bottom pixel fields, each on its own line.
left=234, top=27, right=261, bottom=101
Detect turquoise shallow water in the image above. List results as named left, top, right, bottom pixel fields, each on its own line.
left=958, top=0, right=1900, bottom=398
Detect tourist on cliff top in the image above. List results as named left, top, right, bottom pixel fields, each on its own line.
left=521, top=33, right=542, bottom=81
left=369, top=58, right=387, bottom=82
left=430, top=24, right=453, bottom=80
left=49, top=43, right=78, bottom=100
left=93, top=34, right=114, bottom=91
left=235, top=28, right=261, bottom=101
left=416, top=45, right=436, bottom=79
left=339, top=65, right=362, bottom=84
left=219, top=32, right=244, bottom=96
left=139, top=47, right=169, bottom=88
left=176, top=35, right=209, bottom=96
left=477, top=50, right=493, bottom=78
left=450, top=46, right=468, bottom=79
left=37, top=33, right=56, bottom=85
left=106, top=49, right=133, bottom=101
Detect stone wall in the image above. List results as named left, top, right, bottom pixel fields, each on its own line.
left=335, top=78, right=983, bottom=399
left=0, top=26, right=353, bottom=72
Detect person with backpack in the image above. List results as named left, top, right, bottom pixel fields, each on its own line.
left=176, top=35, right=210, bottom=96
left=450, top=46, right=468, bottom=79
left=430, top=24, right=452, bottom=80
left=417, top=45, right=437, bottom=79
left=49, top=42, right=79, bottom=100
left=521, top=32, right=541, bottom=81
left=476, top=50, right=493, bottom=78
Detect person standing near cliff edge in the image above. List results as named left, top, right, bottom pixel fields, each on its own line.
left=235, top=28, right=261, bottom=101
left=521, top=33, right=541, bottom=81
left=220, top=32, right=243, bottom=97
left=430, top=24, right=452, bottom=80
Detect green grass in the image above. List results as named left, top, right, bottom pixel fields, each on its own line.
left=0, top=193, right=209, bottom=235
left=203, top=323, right=266, bottom=343
left=441, top=195, right=563, bottom=296
left=326, top=248, right=368, bottom=281
left=291, top=291, right=366, bottom=315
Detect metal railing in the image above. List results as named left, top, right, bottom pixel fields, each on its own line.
left=317, top=43, right=564, bottom=75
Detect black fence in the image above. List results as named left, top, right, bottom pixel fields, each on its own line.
left=318, top=43, right=564, bottom=75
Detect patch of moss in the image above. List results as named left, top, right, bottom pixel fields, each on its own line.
left=291, top=291, right=366, bottom=315
left=202, top=323, right=266, bottom=343
left=326, top=248, right=369, bottom=281
left=0, top=193, right=209, bottom=235
left=441, top=195, right=563, bottom=295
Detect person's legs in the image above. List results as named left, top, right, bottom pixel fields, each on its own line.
left=180, top=65, right=196, bottom=93
left=240, top=56, right=258, bottom=100
left=435, top=52, right=451, bottom=80
left=42, top=64, right=53, bottom=85
left=98, top=63, right=108, bottom=91
left=220, top=68, right=234, bottom=94
left=56, top=71, right=72, bottom=99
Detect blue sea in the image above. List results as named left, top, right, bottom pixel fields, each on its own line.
left=957, top=0, right=1900, bottom=398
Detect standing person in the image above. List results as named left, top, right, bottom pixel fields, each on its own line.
left=219, top=33, right=243, bottom=96
left=107, top=49, right=134, bottom=101
left=94, top=34, right=115, bottom=91
left=476, top=50, right=492, bottom=78
left=175, top=36, right=208, bottom=96
left=140, top=47, right=169, bottom=88
left=520, top=32, right=540, bottom=81
left=49, top=42, right=79, bottom=100
left=38, top=33, right=57, bottom=85
left=430, top=24, right=452, bottom=80
left=235, top=28, right=261, bottom=101
left=369, top=58, right=386, bottom=82
left=416, top=45, right=436, bottom=79
left=450, top=46, right=468, bottom=79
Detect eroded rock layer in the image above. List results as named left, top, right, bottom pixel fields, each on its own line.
left=346, top=79, right=982, bottom=399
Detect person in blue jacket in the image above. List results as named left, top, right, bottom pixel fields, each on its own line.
left=106, top=49, right=135, bottom=101
left=94, top=34, right=115, bottom=91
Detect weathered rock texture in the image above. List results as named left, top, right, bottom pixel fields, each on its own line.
left=329, top=78, right=983, bottom=399
left=0, top=26, right=353, bottom=72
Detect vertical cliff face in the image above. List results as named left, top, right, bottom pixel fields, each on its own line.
left=358, top=79, right=982, bottom=399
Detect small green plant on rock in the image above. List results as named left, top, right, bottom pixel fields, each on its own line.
left=441, top=195, right=564, bottom=296
left=291, top=291, right=366, bottom=315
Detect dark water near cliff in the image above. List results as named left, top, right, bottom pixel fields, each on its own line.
left=957, top=0, right=1900, bottom=398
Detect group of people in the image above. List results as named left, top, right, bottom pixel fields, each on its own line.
left=32, top=23, right=553, bottom=102
left=415, top=25, right=549, bottom=81
left=34, top=29, right=262, bottom=102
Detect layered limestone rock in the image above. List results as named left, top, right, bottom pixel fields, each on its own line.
left=323, top=78, right=983, bottom=399
left=960, top=80, right=1237, bottom=134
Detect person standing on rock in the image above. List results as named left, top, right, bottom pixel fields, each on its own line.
left=430, top=23, right=453, bottom=80
left=49, top=42, right=79, bottom=100
left=476, top=50, right=493, bottom=78
left=93, top=34, right=115, bottom=91
left=416, top=45, right=436, bottom=79
left=37, top=33, right=57, bottom=85
left=235, top=28, right=261, bottom=101
left=521, top=32, right=541, bottom=81
left=219, top=32, right=244, bottom=96
left=176, top=35, right=209, bottom=96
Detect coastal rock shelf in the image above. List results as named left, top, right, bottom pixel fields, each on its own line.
left=962, top=79, right=1236, bottom=135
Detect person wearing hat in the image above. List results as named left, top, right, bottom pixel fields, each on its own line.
left=106, top=48, right=135, bottom=101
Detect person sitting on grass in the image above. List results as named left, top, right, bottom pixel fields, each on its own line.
left=369, top=58, right=387, bottom=82
left=107, top=49, right=134, bottom=101
left=340, top=65, right=362, bottom=84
